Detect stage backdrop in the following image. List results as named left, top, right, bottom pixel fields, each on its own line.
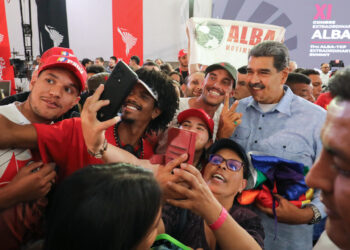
left=212, top=0, right=350, bottom=69
left=4, top=0, right=211, bottom=64
left=4, top=0, right=348, bottom=72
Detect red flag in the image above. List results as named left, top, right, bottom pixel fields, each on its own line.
left=112, top=0, right=143, bottom=64
left=0, top=0, right=15, bottom=95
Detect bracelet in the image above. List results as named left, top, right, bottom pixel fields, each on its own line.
left=87, top=138, right=108, bottom=158
left=209, top=207, right=228, bottom=231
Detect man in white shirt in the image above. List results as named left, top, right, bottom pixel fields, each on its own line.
left=320, top=63, right=331, bottom=89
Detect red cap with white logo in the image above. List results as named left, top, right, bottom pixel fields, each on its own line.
left=38, top=55, right=87, bottom=93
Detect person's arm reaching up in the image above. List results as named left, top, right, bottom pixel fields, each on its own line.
left=166, top=164, right=262, bottom=250
left=80, top=84, right=146, bottom=165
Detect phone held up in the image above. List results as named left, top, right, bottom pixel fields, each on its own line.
left=96, top=60, right=138, bottom=122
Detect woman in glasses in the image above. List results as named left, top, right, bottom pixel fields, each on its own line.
left=159, top=138, right=264, bottom=250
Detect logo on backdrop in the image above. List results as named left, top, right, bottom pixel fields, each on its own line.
left=0, top=57, right=5, bottom=80
left=0, top=33, right=4, bottom=44
left=45, top=25, right=64, bottom=47
left=195, top=21, right=225, bottom=49
left=117, top=27, right=137, bottom=56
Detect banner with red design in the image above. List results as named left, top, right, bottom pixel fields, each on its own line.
left=0, top=0, right=15, bottom=95
left=112, top=0, right=143, bottom=64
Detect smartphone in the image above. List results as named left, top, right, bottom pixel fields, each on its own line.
left=96, top=60, right=138, bottom=121
left=165, top=127, right=197, bottom=165
left=151, top=233, right=191, bottom=250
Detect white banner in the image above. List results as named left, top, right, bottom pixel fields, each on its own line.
left=187, top=17, right=285, bottom=68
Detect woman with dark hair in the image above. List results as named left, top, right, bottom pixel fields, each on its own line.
left=160, top=139, right=264, bottom=250
left=44, top=163, right=162, bottom=250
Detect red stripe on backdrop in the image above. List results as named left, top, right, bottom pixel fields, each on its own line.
left=0, top=0, right=15, bottom=95
left=112, top=0, right=143, bottom=65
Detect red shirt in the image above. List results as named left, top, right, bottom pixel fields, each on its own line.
left=34, top=118, right=154, bottom=182
left=105, top=124, right=154, bottom=159
left=34, top=118, right=102, bottom=182
left=315, top=92, right=333, bottom=110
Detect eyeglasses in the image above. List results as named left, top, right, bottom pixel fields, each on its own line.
left=208, top=154, right=244, bottom=172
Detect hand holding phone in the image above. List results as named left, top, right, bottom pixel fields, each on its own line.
left=97, top=60, right=138, bottom=121
left=165, top=127, right=197, bottom=165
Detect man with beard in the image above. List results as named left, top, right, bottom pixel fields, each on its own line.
left=173, top=62, right=241, bottom=141
left=230, top=41, right=326, bottom=250
left=0, top=68, right=178, bottom=182
left=183, top=71, right=205, bottom=98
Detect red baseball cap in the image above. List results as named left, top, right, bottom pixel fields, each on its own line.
left=178, top=49, right=188, bottom=58
left=38, top=55, right=87, bottom=93
left=177, top=108, right=214, bottom=137
left=40, top=47, right=75, bottom=64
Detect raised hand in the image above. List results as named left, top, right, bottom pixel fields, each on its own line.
left=81, top=84, right=119, bottom=153
left=217, top=94, right=242, bottom=139
left=166, top=163, right=222, bottom=221
left=153, top=154, right=189, bottom=200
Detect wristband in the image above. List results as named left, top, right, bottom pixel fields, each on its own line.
left=87, top=138, right=108, bottom=158
left=209, top=207, right=228, bottom=231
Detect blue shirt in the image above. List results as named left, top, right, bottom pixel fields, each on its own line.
left=231, top=86, right=326, bottom=250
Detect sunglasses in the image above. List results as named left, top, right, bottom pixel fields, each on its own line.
left=208, top=154, right=244, bottom=172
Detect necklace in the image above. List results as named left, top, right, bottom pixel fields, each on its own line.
left=113, top=122, right=144, bottom=159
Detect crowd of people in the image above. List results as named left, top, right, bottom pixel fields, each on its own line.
left=0, top=39, right=349, bottom=250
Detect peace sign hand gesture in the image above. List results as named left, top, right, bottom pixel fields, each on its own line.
left=217, top=94, right=242, bottom=139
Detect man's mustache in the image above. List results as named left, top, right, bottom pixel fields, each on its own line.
left=123, top=100, right=142, bottom=110
left=248, top=83, right=265, bottom=90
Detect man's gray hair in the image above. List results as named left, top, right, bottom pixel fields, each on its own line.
left=249, top=41, right=290, bottom=72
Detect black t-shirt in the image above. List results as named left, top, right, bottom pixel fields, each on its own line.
left=175, top=67, right=188, bottom=80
